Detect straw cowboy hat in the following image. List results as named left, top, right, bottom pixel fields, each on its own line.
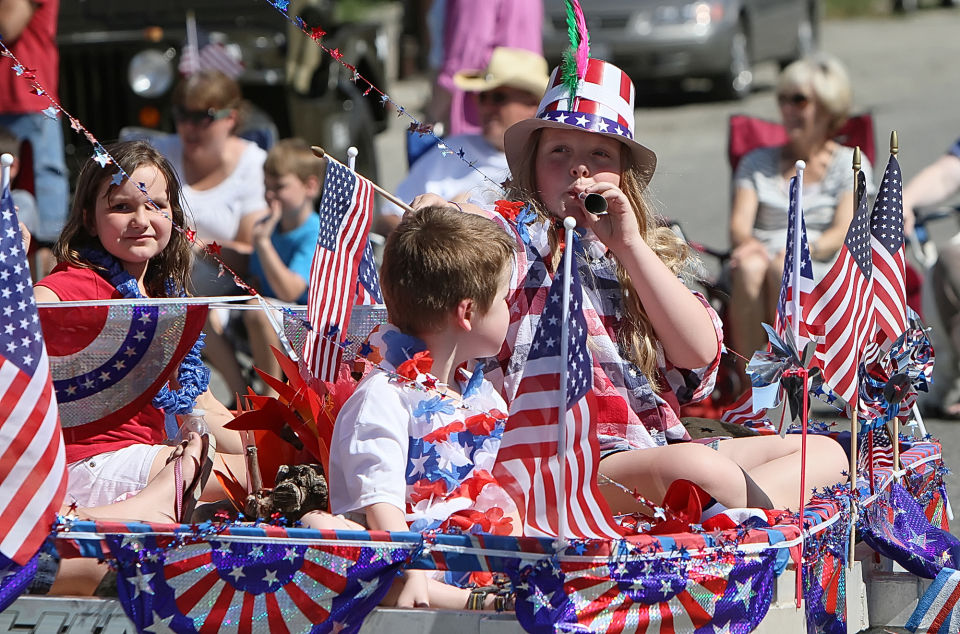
left=452, top=47, right=550, bottom=99
left=503, top=58, right=658, bottom=188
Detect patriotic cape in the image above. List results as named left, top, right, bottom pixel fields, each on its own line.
left=38, top=302, right=208, bottom=429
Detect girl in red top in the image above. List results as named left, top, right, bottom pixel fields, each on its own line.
left=35, top=140, right=247, bottom=510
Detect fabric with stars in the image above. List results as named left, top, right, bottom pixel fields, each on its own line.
left=508, top=549, right=778, bottom=633
left=303, top=159, right=375, bottom=384
left=0, top=182, right=67, bottom=568
left=803, top=170, right=876, bottom=404
left=861, top=482, right=960, bottom=579
left=106, top=533, right=408, bottom=634
left=328, top=323, right=517, bottom=535
left=34, top=264, right=207, bottom=465
left=869, top=154, right=908, bottom=347
left=484, top=211, right=723, bottom=453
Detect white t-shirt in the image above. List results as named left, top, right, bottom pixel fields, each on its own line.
left=328, top=324, right=515, bottom=533
left=383, top=134, right=508, bottom=218
left=151, top=135, right=268, bottom=243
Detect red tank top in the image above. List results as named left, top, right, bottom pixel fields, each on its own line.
left=36, top=263, right=166, bottom=464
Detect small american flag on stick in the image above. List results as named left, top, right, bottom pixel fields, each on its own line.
left=0, top=182, right=66, bottom=566
left=804, top=170, right=875, bottom=404
left=870, top=154, right=907, bottom=348
left=493, top=237, right=621, bottom=539
left=302, top=160, right=375, bottom=383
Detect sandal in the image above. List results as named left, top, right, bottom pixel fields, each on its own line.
left=466, top=585, right=515, bottom=612
left=171, top=433, right=217, bottom=523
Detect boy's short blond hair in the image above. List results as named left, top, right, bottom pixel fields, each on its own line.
left=381, top=206, right=516, bottom=336
left=264, top=138, right=324, bottom=184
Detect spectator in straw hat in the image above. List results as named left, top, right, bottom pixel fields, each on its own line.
left=378, top=47, right=548, bottom=235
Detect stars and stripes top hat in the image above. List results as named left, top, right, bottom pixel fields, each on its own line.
left=503, top=58, right=657, bottom=188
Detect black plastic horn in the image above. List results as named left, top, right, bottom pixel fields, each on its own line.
left=580, top=192, right=608, bottom=214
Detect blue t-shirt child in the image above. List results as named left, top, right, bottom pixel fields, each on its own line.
left=248, top=212, right=320, bottom=304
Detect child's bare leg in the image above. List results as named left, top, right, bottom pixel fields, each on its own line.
left=48, top=559, right=109, bottom=596
left=380, top=576, right=499, bottom=610
left=73, top=433, right=205, bottom=523
left=145, top=441, right=248, bottom=503
left=300, top=511, right=365, bottom=530
left=599, top=444, right=773, bottom=513
left=716, top=435, right=847, bottom=510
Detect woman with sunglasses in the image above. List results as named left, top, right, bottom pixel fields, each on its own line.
left=727, top=53, right=874, bottom=358
left=150, top=70, right=270, bottom=397
left=151, top=70, right=270, bottom=294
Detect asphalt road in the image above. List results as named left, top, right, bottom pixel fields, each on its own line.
left=370, top=7, right=960, bottom=538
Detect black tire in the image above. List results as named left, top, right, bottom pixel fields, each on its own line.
left=943, top=0, right=960, bottom=8
left=713, top=21, right=753, bottom=100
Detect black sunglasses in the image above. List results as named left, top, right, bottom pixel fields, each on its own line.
left=777, top=93, right=811, bottom=107
left=172, top=106, right=233, bottom=126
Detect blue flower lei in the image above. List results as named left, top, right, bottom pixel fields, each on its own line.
left=80, top=248, right=210, bottom=414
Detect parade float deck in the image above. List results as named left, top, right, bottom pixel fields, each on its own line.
left=1, top=439, right=948, bottom=633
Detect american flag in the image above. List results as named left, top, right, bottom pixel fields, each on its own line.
left=775, top=176, right=815, bottom=347
left=493, top=244, right=621, bottom=539
left=0, top=183, right=66, bottom=566
left=354, top=241, right=382, bottom=305
left=803, top=171, right=875, bottom=405
left=303, top=161, right=374, bottom=383
left=179, top=32, right=244, bottom=78
left=859, top=426, right=894, bottom=474
left=721, top=177, right=812, bottom=432
left=870, top=155, right=907, bottom=348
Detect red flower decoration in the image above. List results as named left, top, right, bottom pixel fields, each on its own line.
left=456, top=469, right=496, bottom=500
left=395, top=350, right=433, bottom=381
left=410, top=478, right=447, bottom=503
left=494, top=199, right=525, bottom=222
left=464, top=413, right=498, bottom=435
left=207, top=241, right=223, bottom=256
left=330, top=48, right=343, bottom=61
left=184, top=229, right=197, bottom=243
left=422, top=421, right=465, bottom=444
left=310, top=27, right=326, bottom=41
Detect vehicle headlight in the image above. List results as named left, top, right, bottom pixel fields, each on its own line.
left=128, top=49, right=175, bottom=98
left=652, top=2, right=724, bottom=26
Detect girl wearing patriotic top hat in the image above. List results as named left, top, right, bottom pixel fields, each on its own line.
left=415, top=54, right=848, bottom=518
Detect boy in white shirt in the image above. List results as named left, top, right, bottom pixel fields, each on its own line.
left=315, top=206, right=518, bottom=610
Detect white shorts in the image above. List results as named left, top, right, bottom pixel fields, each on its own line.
left=65, top=444, right=168, bottom=509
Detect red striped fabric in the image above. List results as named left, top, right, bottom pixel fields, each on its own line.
left=493, top=251, right=622, bottom=539
left=0, top=184, right=66, bottom=565
left=804, top=171, right=875, bottom=404
left=870, top=155, right=907, bottom=347
left=303, top=161, right=374, bottom=383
